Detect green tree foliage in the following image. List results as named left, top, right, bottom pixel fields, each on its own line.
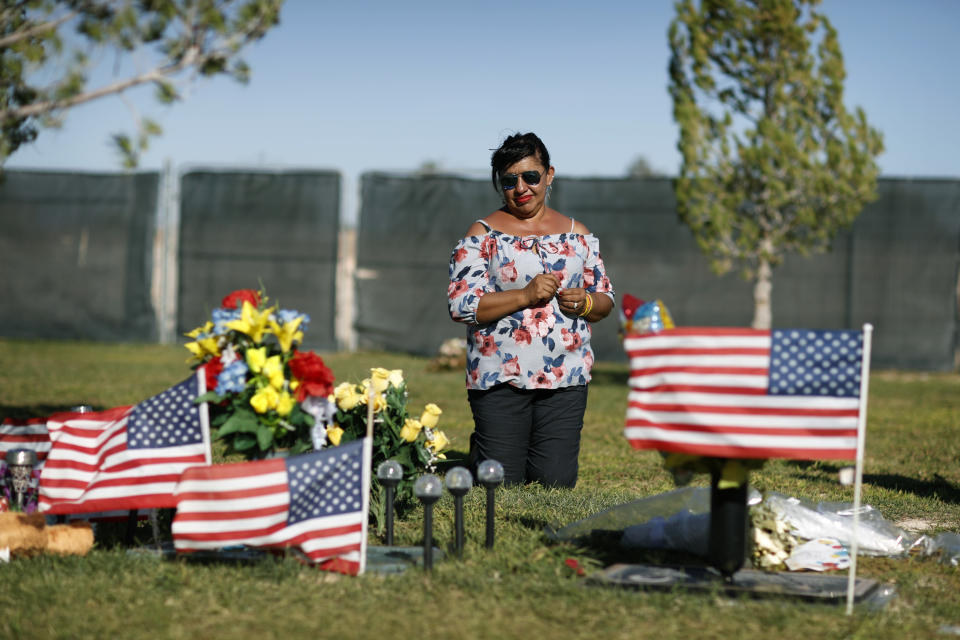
left=0, top=0, right=283, bottom=168
left=668, top=0, right=883, bottom=328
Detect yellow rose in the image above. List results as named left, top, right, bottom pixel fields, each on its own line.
left=420, top=403, right=442, bottom=429
left=250, top=385, right=279, bottom=414
left=335, top=383, right=363, bottom=411
left=369, top=368, right=390, bottom=393
left=371, top=393, right=387, bottom=413
left=400, top=418, right=422, bottom=443
left=245, top=347, right=267, bottom=373
left=276, top=391, right=295, bottom=417
left=326, top=425, right=344, bottom=446
left=426, top=429, right=450, bottom=454
left=263, top=355, right=284, bottom=390
left=387, top=369, right=404, bottom=388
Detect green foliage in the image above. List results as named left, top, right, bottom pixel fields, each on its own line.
left=330, top=369, right=450, bottom=532
left=668, top=0, right=884, bottom=323
left=0, top=0, right=285, bottom=167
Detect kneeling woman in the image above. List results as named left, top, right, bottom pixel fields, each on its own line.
left=447, top=132, right=615, bottom=488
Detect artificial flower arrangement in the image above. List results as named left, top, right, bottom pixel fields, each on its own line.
left=327, top=367, right=450, bottom=531
left=185, top=288, right=336, bottom=458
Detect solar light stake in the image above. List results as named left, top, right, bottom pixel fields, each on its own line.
left=444, top=466, right=472, bottom=558
left=5, top=449, right=38, bottom=511
left=377, top=460, right=403, bottom=546
left=476, top=459, right=504, bottom=550
left=413, top=474, right=442, bottom=570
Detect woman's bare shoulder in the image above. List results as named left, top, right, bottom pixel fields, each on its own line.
left=463, top=219, right=490, bottom=238
left=570, top=217, right=591, bottom=235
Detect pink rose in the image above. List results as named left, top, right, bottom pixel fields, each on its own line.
left=500, top=260, right=518, bottom=282
left=584, top=269, right=596, bottom=287
left=475, top=332, right=498, bottom=356
left=479, top=236, right=497, bottom=260
left=529, top=370, right=555, bottom=389
left=522, top=306, right=556, bottom=338
left=512, top=326, right=532, bottom=345
left=453, top=247, right=468, bottom=263
left=560, top=328, right=582, bottom=352
left=501, top=356, right=521, bottom=377
left=448, top=280, right=469, bottom=299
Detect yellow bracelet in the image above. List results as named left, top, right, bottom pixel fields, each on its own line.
left=578, top=294, right=593, bottom=317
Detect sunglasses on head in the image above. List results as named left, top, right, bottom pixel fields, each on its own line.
left=500, top=170, right=543, bottom=190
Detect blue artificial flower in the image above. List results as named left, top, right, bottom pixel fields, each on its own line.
left=212, top=308, right=242, bottom=335
left=216, top=360, right=249, bottom=394
left=277, top=308, right=310, bottom=333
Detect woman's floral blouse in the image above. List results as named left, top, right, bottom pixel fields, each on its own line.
left=448, top=227, right=615, bottom=390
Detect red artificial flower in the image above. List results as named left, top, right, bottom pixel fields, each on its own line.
left=221, top=289, right=261, bottom=310
left=203, top=357, right=224, bottom=393
left=289, top=350, right=335, bottom=402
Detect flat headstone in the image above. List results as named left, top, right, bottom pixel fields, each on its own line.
left=589, top=564, right=895, bottom=608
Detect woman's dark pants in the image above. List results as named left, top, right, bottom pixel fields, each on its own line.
left=467, top=384, right=588, bottom=488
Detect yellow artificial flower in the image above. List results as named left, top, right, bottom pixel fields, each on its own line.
left=185, top=321, right=214, bottom=339
left=276, top=391, right=295, bottom=417
left=369, top=368, right=390, bottom=393
left=226, top=300, right=274, bottom=344
left=245, top=346, right=267, bottom=372
left=184, top=336, right=220, bottom=362
left=326, top=425, right=344, bottom=446
left=426, top=429, right=450, bottom=454
left=268, top=315, right=304, bottom=353
left=250, top=385, right=279, bottom=414
left=387, top=369, right=404, bottom=388
left=420, top=403, right=442, bottom=429
left=400, top=418, right=422, bottom=443
left=263, top=355, right=285, bottom=390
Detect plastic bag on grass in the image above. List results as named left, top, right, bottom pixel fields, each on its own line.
left=917, top=532, right=960, bottom=566
left=763, top=493, right=920, bottom=557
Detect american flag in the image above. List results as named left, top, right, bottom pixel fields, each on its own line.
left=38, top=373, right=211, bottom=514
left=624, top=328, right=866, bottom=460
left=1, top=417, right=51, bottom=468
left=172, top=438, right=371, bottom=576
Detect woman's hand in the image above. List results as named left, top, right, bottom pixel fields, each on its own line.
left=557, top=287, right=588, bottom=316
left=475, top=273, right=560, bottom=324
left=522, top=273, right=561, bottom=307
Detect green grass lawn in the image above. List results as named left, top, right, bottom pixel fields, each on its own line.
left=1, top=340, right=959, bottom=639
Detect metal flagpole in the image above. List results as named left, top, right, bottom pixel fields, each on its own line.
left=846, top=323, right=873, bottom=615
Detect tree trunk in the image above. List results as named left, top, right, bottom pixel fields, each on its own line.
left=752, top=255, right=772, bottom=330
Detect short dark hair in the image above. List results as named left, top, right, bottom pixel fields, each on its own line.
left=490, top=132, right=551, bottom=192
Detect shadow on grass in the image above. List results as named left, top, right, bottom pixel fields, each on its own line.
left=862, top=472, right=960, bottom=504
left=787, top=460, right=960, bottom=504
left=557, top=529, right=706, bottom=569
left=0, top=403, right=107, bottom=420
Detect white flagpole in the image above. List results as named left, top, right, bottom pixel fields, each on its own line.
left=846, top=323, right=873, bottom=615
left=197, top=369, right=212, bottom=465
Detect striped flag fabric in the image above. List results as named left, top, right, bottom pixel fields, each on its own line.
left=38, top=373, right=211, bottom=514
left=1, top=417, right=51, bottom=468
left=624, top=327, right=866, bottom=460
left=172, top=438, right=371, bottom=576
